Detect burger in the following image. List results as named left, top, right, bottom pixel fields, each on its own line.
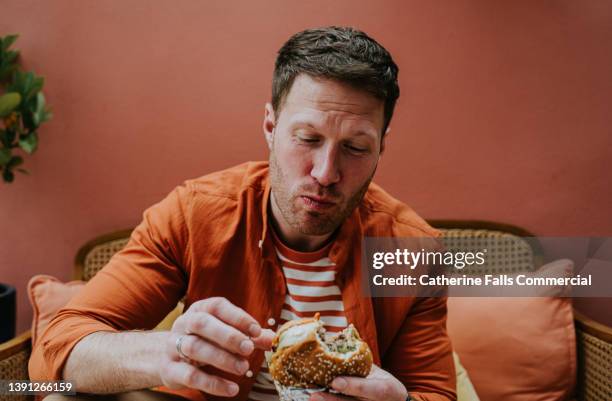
left=267, top=313, right=373, bottom=388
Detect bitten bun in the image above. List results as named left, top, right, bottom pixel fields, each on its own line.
left=268, top=313, right=373, bottom=387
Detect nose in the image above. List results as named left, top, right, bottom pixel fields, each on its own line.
left=311, top=143, right=341, bottom=187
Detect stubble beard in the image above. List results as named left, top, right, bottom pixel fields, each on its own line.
left=269, top=151, right=374, bottom=236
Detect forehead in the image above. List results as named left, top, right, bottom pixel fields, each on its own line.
left=279, top=74, right=384, bottom=134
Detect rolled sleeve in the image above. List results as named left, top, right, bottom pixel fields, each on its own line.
left=29, top=315, right=120, bottom=380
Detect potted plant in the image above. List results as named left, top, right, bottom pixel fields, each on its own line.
left=0, top=283, right=16, bottom=342
left=0, top=34, right=52, bottom=341
left=0, top=34, right=52, bottom=183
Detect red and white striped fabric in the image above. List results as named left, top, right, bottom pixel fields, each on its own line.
left=247, top=231, right=347, bottom=401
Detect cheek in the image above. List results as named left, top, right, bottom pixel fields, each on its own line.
left=275, top=140, right=312, bottom=176
left=340, top=156, right=377, bottom=192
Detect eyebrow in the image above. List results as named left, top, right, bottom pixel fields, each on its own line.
left=290, top=121, right=378, bottom=140
left=291, top=122, right=317, bottom=130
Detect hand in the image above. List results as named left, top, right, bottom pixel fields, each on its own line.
left=159, top=297, right=274, bottom=397
left=310, top=364, right=408, bottom=401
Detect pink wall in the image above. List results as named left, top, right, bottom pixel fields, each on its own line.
left=1, top=1, right=611, bottom=334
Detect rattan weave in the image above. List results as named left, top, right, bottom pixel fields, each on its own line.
left=577, top=328, right=612, bottom=401
left=0, top=348, right=31, bottom=401
left=82, top=238, right=130, bottom=281
left=438, top=228, right=535, bottom=275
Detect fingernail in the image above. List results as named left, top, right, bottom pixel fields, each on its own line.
left=249, top=323, right=261, bottom=337
left=332, top=377, right=347, bottom=390
left=228, top=383, right=239, bottom=395
left=235, top=359, right=249, bottom=374
left=240, top=339, right=254, bottom=354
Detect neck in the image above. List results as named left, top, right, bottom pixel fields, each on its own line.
left=269, top=192, right=333, bottom=252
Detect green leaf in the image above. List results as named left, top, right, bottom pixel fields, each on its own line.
left=6, top=71, right=21, bottom=92
left=19, top=131, right=38, bottom=154
left=2, top=167, right=15, bottom=182
left=4, top=129, right=16, bottom=145
left=23, top=109, right=36, bottom=130
left=8, top=155, right=23, bottom=167
left=0, top=64, right=17, bottom=82
left=7, top=70, right=32, bottom=97
left=1, top=34, right=19, bottom=51
left=34, top=75, right=44, bottom=89
left=33, top=92, right=52, bottom=126
left=0, top=92, right=22, bottom=117
left=35, top=92, right=46, bottom=114
left=5, top=50, right=19, bottom=63
left=38, top=109, right=52, bottom=125
left=23, top=72, right=34, bottom=96
left=11, top=71, right=37, bottom=101
left=22, top=71, right=32, bottom=84
left=0, top=148, right=11, bottom=165
left=29, top=76, right=44, bottom=99
left=32, top=111, right=39, bottom=127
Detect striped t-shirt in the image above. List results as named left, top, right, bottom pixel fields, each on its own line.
left=247, top=231, right=347, bottom=401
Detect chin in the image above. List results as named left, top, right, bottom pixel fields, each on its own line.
left=294, top=214, right=341, bottom=236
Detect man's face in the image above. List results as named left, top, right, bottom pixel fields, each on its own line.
left=264, top=74, right=386, bottom=238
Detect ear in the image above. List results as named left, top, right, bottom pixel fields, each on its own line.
left=380, top=126, right=390, bottom=154
left=263, top=103, right=276, bottom=150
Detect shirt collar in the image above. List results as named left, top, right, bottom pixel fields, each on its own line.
left=259, top=174, right=272, bottom=250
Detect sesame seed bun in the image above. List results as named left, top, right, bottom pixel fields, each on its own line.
left=268, top=314, right=373, bottom=388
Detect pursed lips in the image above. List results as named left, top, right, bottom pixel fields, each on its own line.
left=300, top=195, right=338, bottom=210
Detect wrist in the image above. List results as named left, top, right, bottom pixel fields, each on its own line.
left=123, top=331, right=169, bottom=386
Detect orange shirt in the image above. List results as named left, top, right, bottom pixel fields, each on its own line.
left=28, top=161, right=456, bottom=401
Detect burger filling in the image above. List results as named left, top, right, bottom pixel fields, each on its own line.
left=276, top=321, right=320, bottom=350
left=318, top=325, right=360, bottom=357
left=275, top=320, right=360, bottom=358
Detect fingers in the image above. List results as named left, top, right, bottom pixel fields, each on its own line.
left=171, top=333, right=249, bottom=376
left=252, top=328, right=275, bottom=350
left=190, top=297, right=262, bottom=337
left=162, top=298, right=267, bottom=397
left=161, top=360, right=240, bottom=397
left=330, top=376, right=392, bottom=400
left=174, top=298, right=271, bottom=352
left=179, top=312, right=255, bottom=356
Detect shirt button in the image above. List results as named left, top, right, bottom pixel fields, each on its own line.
left=246, top=370, right=253, bottom=378
left=267, top=318, right=276, bottom=326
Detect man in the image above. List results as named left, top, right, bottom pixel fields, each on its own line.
left=30, top=27, right=456, bottom=401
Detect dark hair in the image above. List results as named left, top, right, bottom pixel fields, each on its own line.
left=272, top=26, right=399, bottom=134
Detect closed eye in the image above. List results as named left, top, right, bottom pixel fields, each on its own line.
left=296, top=134, right=320, bottom=144
left=345, top=143, right=368, bottom=154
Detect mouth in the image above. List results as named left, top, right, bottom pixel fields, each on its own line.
left=300, top=195, right=337, bottom=210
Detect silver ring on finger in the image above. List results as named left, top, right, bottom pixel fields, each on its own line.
left=176, top=334, right=191, bottom=361
left=176, top=334, right=205, bottom=367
